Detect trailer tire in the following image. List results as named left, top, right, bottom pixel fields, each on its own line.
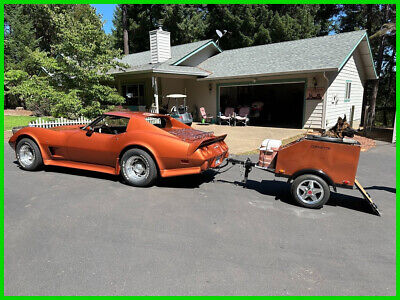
left=291, top=174, right=330, bottom=208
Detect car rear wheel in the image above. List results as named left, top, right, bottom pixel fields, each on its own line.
left=291, top=174, right=330, bottom=208
left=16, top=138, right=43, bottom=171
left=120, top=148, right=157, bottom=187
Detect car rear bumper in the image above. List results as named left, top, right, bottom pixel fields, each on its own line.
left=160, top=150, right=229, bottom=177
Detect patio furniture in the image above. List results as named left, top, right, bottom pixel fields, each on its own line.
left=234, top=106, right=250, bottom=126
left=200, top=107, right=213, bottom=123
left=218, top=107, right=235, bottom=125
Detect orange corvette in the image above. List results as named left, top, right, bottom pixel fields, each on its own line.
left=8, top=112, right=229, bottom=186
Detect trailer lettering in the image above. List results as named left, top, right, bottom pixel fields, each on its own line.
left=311, top=145, right=330, bottom=150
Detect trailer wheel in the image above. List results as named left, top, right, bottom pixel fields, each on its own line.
left=291, top=174, right=330, bottom=208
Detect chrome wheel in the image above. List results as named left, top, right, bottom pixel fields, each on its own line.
left=19, top=143, right=35, bottom=167
left=125, top=155, right=149, bottom=181
left=296, top=179, right=324, bottom=205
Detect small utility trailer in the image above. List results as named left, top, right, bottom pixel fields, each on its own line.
left=227, top=135, right=380, bottom=216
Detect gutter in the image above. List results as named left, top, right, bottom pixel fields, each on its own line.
left=197, top=68, right=338, bottom=82
left=110, top=68, right=209, bottom=77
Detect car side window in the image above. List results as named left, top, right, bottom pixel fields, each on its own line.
left=93, top=116, right=130, bottom=134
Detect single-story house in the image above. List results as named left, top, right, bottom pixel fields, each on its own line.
left=109, top=28, right=377, bottom=129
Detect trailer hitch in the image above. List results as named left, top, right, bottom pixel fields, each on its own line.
left=226, top=157, right=255, bottom=184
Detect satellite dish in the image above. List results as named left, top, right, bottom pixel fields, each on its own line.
left=216, top=29, right=227, bottom=38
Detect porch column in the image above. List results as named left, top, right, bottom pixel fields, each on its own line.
left=152, top=76, right=159, bottom=113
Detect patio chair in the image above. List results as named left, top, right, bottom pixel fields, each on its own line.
left=200, top=107, right=213, bottom=123
left=234, top=106, right=250, bottom=126
left=218, top=107, right=235, bottom=125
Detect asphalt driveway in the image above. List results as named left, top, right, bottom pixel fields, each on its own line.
left=4, top=141, right=396, bottom=295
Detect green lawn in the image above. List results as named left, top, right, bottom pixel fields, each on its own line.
left=4, top=115, right=53, bottom=131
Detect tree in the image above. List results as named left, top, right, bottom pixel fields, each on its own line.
left=205, top=5, right=336, bottom=50
left=112, top=4, right=208, bottom=53
left=4, top=4, right=125, bottom=118
left=4, top=5, right=39, bottom=71
left=337, top=4, right=396, bottom=127
left=112, top=5, right=337, bottom=52
left=122, top=4, right=129, bottom=55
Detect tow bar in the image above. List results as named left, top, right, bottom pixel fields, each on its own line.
left=226, top=157, right=255, bottom=184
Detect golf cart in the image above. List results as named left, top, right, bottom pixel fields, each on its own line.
left=164, top=94, right=193, bottom=126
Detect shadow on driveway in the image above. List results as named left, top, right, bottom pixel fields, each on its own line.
left=218, top=178, right=379, bottom=216
left=13, top=160, right=217, bottom=189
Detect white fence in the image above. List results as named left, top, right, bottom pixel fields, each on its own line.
left=29, top=117, right=92, bottom=128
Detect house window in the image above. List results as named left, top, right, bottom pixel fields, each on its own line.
left=344, top=81, right=351, bottom=102
left=122, top=84, right=144, bottom=106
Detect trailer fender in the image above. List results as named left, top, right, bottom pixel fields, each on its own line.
left=288, top=169, right=337, bottom=192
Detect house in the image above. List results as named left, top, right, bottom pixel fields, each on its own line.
left=109, top=28, right=377, bottom=130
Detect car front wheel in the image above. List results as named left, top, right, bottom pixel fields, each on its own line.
left=120, top=148, right=157, bottom=187
left=16, top=138, right=43, bottom=171
left=291, top=174, right=330, bottom=208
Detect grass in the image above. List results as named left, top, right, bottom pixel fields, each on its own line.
left=4, top=115, right=53, bottom=131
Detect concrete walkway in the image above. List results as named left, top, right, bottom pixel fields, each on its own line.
left=192, top=123, right=307, bottom=154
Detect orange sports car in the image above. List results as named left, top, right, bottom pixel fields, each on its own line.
left=8, top=112, right=229, bottom=186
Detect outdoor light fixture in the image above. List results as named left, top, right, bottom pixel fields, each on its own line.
left=209, top=83, right=212, bottom=91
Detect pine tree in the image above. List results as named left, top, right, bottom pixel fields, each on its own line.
left=337, top=4, right=396, bottom=127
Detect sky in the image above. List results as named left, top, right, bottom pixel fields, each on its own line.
left=91, top=4, right=116, bottom=34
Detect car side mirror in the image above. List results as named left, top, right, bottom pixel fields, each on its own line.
left=85, top=126, right=94, bottom=136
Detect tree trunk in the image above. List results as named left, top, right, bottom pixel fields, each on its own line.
left=361, top=4, right=372, bottom=127
left=122, top=4, right=129, bottom=55
left=369, top=4, right=389, bottom=126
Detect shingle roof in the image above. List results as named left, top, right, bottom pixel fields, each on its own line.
left=198, top=30, right=369, bottom=80
left=110, top=30, right=376, bottom=80
left=109, top=39, right=212, bottom=76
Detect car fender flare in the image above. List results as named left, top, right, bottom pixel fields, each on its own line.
left=15, top=133, right=50, bottom=161
left=118, top=144, right=163, bottom=174
left=288, top=169, right=337, bottom=191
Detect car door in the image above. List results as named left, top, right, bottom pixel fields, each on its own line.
left=66, top=115, right=129, bottom=167
left=66, top=130, right=120, bottom=167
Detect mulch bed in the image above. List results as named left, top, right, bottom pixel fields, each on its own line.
left=308, top=131, right=376, bottom=152
left=4, top=109, right=34, bottom=116
left=353, top=134, right=376, bottom=152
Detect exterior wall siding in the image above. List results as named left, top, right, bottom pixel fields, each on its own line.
left=325, top=52, right=364, bottom=129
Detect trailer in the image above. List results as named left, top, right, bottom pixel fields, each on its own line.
left=227, top=135, right=380, bottom=216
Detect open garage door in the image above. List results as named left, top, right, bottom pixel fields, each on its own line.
left=219, top=82, right=305, bottom=128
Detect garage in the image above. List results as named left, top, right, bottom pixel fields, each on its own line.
left=219, top=81, right=305, bottom=128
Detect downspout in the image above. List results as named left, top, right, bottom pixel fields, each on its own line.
left=322, top=71, right=329, bottom=130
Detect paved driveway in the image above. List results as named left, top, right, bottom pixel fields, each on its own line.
left=4, top=142, right=396, bottom=295
left=192, top=123, right=306, bottom=154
